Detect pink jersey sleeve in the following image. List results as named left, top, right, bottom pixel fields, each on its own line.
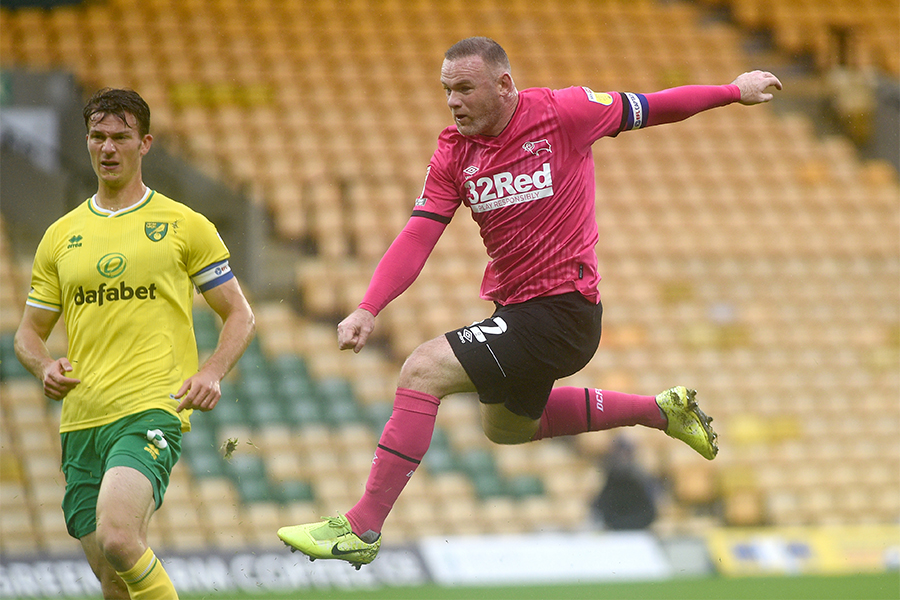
left=553, top=86, right=631, bottom=153
left=410, top=130, right=467, bottom=222
left=644, top=84, right=741, bottom=126
left=554, top=83, right=741, bottom=149
left=358, top=215, right=447, bottom=316
left=357, top=131, right=470, bottom=315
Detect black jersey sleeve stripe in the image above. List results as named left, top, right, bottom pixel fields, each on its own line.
left=411, top=210, right=452, bottom=224
left=617, top=92, right=630, bottom=134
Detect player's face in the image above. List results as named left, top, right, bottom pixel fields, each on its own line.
left=441, top=55, right=509, bottom=137
left=86, top=112, right=152, bottom=189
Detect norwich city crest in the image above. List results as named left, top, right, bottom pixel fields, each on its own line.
left=145, top=222, right=169, bottom=242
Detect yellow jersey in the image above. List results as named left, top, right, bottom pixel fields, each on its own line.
left=26, top=189, right=233, bottom=432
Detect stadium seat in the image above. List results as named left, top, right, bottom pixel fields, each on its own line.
left=0, top=334, right=31, bottom=380
left=192, top=308, right=220, bottom=353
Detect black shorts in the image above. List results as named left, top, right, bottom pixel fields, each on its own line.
left=445, top=292, right=602, bottom=420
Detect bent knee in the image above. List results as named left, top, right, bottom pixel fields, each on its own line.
left=96, top=532, right=131, bottom=565
left=398, top=347, right=434, bottom=387
left=481, top=404, right=539, bottom=445
left=95, top=525, right=143, bottom=570
left=397, top=336, right=473, bottom=398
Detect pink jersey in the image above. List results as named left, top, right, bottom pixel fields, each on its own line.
left=357, top=83, right=739, bottom=316
left=414, top=86, right=641, bottom=305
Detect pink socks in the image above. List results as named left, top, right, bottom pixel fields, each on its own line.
left=345, top=386, right=665, bottom=537
left=346, top=388, right=439, bottom=539
left=532, top=387, right=667, bottom=440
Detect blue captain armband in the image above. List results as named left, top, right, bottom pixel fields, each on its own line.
left=621, top=92, right=649, bottom=130
left=192, top=260, right=234, bottom=293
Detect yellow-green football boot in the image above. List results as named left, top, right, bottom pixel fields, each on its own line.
left=656, top=386, right=718, bottom=460
left=278, top=515, right=380, bottom=570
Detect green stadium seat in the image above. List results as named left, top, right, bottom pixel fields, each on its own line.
left=242, top=372, right=276, bottom=400
left=469, top=471, right=509, bottom=500
left=317, top=377, right=365, bottom=425
left=241, top=373, right=285, bottom=426
left=273, top=356, right=321, bottom=426
left=182, top=418, right=218, bottom=452
left=210, top=394, right=248, bottom=427
left=0, top=334, right=30, bottom=380
left=429, top=427, right=451, bottom=452
left=234, top=477, right=273, bottom=504
left=185, top=446, right=228, bottom=479
left=246, top=399, right=285, bottom=427
left=192, top=309, right=219, bottom=352
left=459, top=449, right=509, bottom=499
left=323, top=397, right=362, bottom=426
left=423, top=445, right=458, bottom=475
left=459, top=448, right=497, bottom=474
left=316, top=377, right=356, bottom=403
left=507, top=474, right=545, bottom=499
left=277, top=373, right=317, bottom=403
left=274, top=479, right=315, bottom=504
left=284, top=396, right=325, bottom=427
left=365, top=402, right=393, bottom=433
left=237, top=338, right=269, bottom=374
left=271, top=354, right=311, bottom=380
left=225, top=454, right=274, bottom=504
left=421, top=428, right=458, bottom=474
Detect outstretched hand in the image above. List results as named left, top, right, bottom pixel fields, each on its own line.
left=732, top=70, right=783, bottom=105
left=337, top=308, right=376, bottom=353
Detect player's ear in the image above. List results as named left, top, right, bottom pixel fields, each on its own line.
left=497, top=72, right=516, bottom=97
left=140, top=134, right=153, bottom=156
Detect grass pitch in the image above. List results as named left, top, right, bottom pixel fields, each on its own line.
left=359, top=572, right=900, bottom=600
left=17, top=571, right=898, bottom=599
left=105, top=571, right=899, bottom=600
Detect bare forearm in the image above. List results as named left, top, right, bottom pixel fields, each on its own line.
left=200, top=307, right=255, bottom=381
left=13, top=328, right=54, bottom=381
left=15, top=308, right=80, bottom=400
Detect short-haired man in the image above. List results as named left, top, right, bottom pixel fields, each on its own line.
left=278, top=37, right=781, bottom=569
left=15, top=88, right=256, bottom=599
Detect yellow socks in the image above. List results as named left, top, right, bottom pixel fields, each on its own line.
left=116, top=547, right=178, bottom=599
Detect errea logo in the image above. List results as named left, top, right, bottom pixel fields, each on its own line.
left=67, top=235, right=83, bottom=249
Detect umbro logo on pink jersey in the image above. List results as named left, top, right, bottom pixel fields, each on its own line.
left=523, top=139, right=552, bottom=155
left=464, top=165, right=479, bottom=176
